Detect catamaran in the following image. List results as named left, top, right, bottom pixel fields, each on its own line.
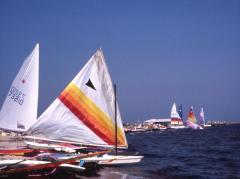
left=0, top=44, right=39, bottom=136
left=170, top=102, right=186, bottom=129
left=0, top=151, right=108, bottom=176
left=187, top=106, right=203, bottom=130
left=24, top=49, right=143, bottom=165
left=199, top=107, right=211, bottom=128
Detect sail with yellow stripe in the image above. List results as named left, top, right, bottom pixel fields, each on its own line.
left=187, top=106, right=197, bottom=123
left=26, top=49, right=128, bottom=148
left=187, top=106, right=203, bottom=129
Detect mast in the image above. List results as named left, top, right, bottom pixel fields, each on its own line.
left=114, top=84, right=118, bottom=155
left=26, top=50, right=128, bottom=148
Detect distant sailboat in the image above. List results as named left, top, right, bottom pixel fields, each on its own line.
left=199, top=107, right=211, bottom=128
left=187, top=106, right=203, bottom=130
left=170, top=102, right=186, bottom=129
left=178, top=104, right=183, bottom=121
left=0, top=44, right=39, bottom=132
left=25, top=49, right=143, bottom=164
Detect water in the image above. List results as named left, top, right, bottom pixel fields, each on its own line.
left=1, top=124, right=240, bottom=178
left=82, top=124, right=240, bottom=179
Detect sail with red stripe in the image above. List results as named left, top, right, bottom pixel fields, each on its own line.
left=187, top=106, right=197, bottom=123
left=187, top=106, right=203, bottom=129
left=26, top=49, right=128, bottom=148
left=170, top=102, right=183, bottom=125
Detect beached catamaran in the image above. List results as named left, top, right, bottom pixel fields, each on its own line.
left=187, top=106, right=203, bottom=129
left=0, top=44, right=39, bottom=133
left=24, top=49, right=143, bottom=165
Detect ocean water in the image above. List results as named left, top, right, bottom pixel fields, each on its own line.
left=79, top=124, right=240, bottom=179
left=1, top=124, right=240, bottom=178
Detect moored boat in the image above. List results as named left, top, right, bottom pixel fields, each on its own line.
left=24, top=49, right=143, bottom=165
left=0, top=44, right=39, bottom=138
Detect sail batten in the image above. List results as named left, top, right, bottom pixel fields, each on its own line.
left=27, top=49, right=128, bottom=148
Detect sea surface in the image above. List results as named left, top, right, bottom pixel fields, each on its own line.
left=80, top=124, right=240, bottom=179
left=1, top=124, right=240, bottom=179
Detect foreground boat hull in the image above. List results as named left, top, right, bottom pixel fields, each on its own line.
left=81, top=154, right=143, bottom=165
left=25, top=141, right=79, bottom=153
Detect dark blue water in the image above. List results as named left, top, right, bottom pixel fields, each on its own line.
left=90, top=124, right=240, bottom=179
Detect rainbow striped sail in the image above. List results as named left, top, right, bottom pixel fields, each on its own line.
left=27, top=49, right=128, bottom=148
left=187, top=106, right=197, bottom=123
left=187, top=106, right=203, bottom=129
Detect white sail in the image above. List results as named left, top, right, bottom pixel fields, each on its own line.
left=26, top=49, right=128, bottom=148
left=200, top=107, right=205, bottom=125
left=170, top=102, right=180, bottom=119
left=0, top=44, right=39, bottom=132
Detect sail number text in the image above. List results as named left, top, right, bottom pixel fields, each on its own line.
left=8, top=86, right=25, bottom=105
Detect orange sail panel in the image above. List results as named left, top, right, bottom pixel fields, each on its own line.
left=58, top=83, right=126, bottom=146
left=188, top=108, right=197, bottom=123
left=26, top=49, right=128, bottom=148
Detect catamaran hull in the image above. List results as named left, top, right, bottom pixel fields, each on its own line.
left=203, top=124, right=212, bottom=128
left=81, top=155, right=143, bottom=165
left=0, top=160, right=85, bottom=174
left=25, top=141, right=77, bottom=153
left=187, top=121, right=203, bottom=130
left=25, top=141, right=56, bottom=150
left=170, top=125, right=188, bottom=129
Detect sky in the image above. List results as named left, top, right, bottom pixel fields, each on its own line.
left=0, top=0, right=240, bottom=123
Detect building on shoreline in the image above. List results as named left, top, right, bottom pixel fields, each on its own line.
left=144, top=118, right=171, bottom=127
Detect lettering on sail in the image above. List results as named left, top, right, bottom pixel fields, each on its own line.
left=8, top=86, right=25, bottom=105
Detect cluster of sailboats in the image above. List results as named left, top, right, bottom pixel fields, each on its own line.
left=125, top=103, right=211, bottom=133
left=0, top=44, right=143, bottom=177
left=172, top=103, right=211, bottom=130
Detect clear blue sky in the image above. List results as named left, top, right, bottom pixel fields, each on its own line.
left=0, top=0, right=239, bottom=122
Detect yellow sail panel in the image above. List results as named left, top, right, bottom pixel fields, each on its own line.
left=59, top=83, right=127, bottom=147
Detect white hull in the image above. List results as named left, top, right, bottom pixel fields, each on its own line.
left=203, top=124, right=212, bottom=127
left=170, top=125, right=188, bottom=129
left=0, top=159, right=85, bottom=171
left=131, top=128, right=147, bottom=132
left=25, top=141, right=77, bottom=153
left=81, top=154, right=143, bottom=165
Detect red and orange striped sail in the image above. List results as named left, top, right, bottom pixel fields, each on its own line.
left=58, top=83, right=126, bottom=146
left=187, top=106, right=197, bottom=123
left=27, top=49, right=128, bottom=148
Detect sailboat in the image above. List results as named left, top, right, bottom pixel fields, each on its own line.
left=170, top=102, right=186, bottom=129
left=178, top=104, right=183, bottom=121
left=199, top=107, right=211, bottom=128
left=186, top=106, right=203, bottom=129
left=24, top=49, right=143, bottom=165
left=0, top=44, right=39, bottom=134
